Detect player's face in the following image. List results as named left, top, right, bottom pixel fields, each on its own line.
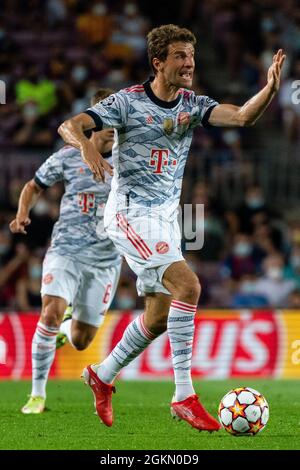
left=162, top=42, right=195, bottom=89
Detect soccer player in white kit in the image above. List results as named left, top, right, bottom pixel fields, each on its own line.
left=10, top=89, right=122, bottom=414
left=58, top=25, right=285, bottom=430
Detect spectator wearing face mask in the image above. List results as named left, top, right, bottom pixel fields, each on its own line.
left=117, top=3, right=148, bottom=59
left=235, top=185, right=281, bottom=234
left=222, top=233, right=256, bottom=280
left=112, top=280, right=137, bottom=310
left=252, top=253, right=295, bottom=307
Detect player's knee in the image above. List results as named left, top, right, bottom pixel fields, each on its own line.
left=71, top=333, right=91, bottom=351
left=177, top=274, right=201, bottom=302
left=41, top=302, right=64, bottom=328
left=72, top=341, right=87, bottom=351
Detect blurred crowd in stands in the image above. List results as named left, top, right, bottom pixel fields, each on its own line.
left=1, top=0, right=300, bottom=310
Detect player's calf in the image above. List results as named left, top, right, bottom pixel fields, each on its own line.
left=71, top=320, right=98, bottom=350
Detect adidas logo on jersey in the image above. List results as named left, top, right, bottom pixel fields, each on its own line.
left=146, top=115, right=153, bottom=124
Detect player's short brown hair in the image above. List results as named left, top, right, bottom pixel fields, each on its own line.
left=90, top=88, right=115, bottom=106
left=147, top=24, right=196, bottom=74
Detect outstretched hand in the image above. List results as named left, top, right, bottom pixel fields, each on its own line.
left=267, top=49, right=286, bottom=93
left=81, top=141, right=113, bottom=182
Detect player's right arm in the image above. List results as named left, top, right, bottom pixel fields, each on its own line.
left=10, top=146, right=66, bottom=235
left=58, top=113, right=113, bottom=182
left=9, top=179, right=44, bottom=234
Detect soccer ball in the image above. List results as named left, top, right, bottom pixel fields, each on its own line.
left=218, top=387, right=269, bottom=435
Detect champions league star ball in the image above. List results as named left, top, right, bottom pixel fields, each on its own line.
left=218, top=387, right=269, bottom=435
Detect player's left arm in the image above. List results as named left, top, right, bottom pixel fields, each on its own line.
left=9, top=179, right=44, bottom=235
left=209, top=49, right=286, bottom=127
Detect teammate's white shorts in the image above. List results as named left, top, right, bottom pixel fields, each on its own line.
left=41, top=252, right=121, bottom=327
left=104, top=193, right=184, bottom=296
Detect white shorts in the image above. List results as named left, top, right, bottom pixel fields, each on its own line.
left=104, top=194, right=184, bottom=296
left=41, top=252, right=121, bottom=327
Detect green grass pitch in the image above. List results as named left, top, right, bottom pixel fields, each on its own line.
left=0, top=379, right=299, bottom=450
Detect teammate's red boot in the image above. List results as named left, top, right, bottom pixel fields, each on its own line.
left=82, top=365, right=116, bottom=427
left=171, top=394, right=221, bottom=432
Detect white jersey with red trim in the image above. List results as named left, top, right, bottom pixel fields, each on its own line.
left=85, top=78, right=218, bottom=212
left=35, top=145, right=120, bottom=268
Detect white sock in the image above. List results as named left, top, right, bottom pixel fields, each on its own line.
left=59, top=318, right=73, bottom=345
left=31, top=321, right=59, bottom=398
left=96, top=314, right=157, bottom=384
left=168, top=300, right=197, bottom=402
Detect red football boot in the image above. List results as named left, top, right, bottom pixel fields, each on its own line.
left=82, top=365, right=116, bottom=427
left=171, top=394, right=221, bottom=432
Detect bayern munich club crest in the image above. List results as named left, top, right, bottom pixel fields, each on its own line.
left=178, top=112, right=190, bottom=126
left=156, top=241, right=169, bottom=254
left=43, top=273, right=53, bottom=284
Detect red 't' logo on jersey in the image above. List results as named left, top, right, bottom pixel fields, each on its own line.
left=78, top=193, right=95, bottom=214
left=149, top=149, right=170, bottom=174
